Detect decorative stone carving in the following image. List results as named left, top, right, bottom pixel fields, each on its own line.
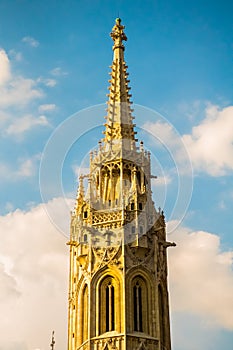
left=92, top=245, right=123, bottom=272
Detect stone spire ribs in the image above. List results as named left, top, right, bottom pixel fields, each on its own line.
left=103, top=18, right=137, bottom=150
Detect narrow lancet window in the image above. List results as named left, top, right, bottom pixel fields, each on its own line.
left=99, top=276, right=117, bottom=334
left=133, top=281, right=143, bottom=332
left=82, top=284, right=88, bottom=341
left=105, top=282, right=115, bottom=331
left=159, top=285, right=165, bottom=346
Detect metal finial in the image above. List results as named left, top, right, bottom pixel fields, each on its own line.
left=50, top=330, right=55, bottom=350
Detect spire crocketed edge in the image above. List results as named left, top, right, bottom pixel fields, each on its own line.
left=103, top=18, right=137, bottom=150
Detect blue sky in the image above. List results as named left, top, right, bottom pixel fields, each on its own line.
left=0, top=1, right=233, bottom=350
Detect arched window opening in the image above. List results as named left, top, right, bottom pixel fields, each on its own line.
left=82, top=284, right=88, bottom=342
left=99, top=276, right=117, bottom=334
left=137, top=171, right=141, bottom=187
left=159, top=285, right=165, bottom=346
left=133, top=282, right=142, bottom=332
left=106, top=282, right=115, bottom=331
left=132, top=276, right=149, bottom=334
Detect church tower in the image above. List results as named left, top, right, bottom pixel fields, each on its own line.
left=67, top=18, right=175, bottom=350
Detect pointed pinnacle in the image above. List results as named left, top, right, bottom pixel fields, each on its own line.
left=110, top=18, right=127, bottom=50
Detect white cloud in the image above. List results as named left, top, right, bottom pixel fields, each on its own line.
left=0, top=199, right=232, bottom=350
left=146, top=120, right=180, bottom=148
left=6, top=115, right=49, bottom=135
left=218, top=199, right=226, bottom=210
left=8, top=49, right=23, bottom=62
left=0, top=198, right=69, bottom=350
left=217, top=189, right=233, bottom=211
left=0, top=263, right=20, bottom=300
left=0, top=49, right=48, bottom=120
left=22, top=36, right=39, bottom=48
left=0, top=111, right=10, bottom=126
left=143, top=120, right=193, bottom=187
left=45, top=78, right=57, bottom=87
left=0, top=76, right=44, bottom=108
left=168, top=222, right=233, bottom=330
left=5, top=202, right=14, bottom=212
left=0, top=155, right=40, bottom=181
left=177, top=99, right=203, bottom=122
left=0, top=49, right=11, bottom=85
left=16, top=158, right=36, bottom=177
left=0, top=163, right=11, bottom=180
left=145, top=104, right=233, bottom=177
left=0, top=50, right=51, bottom=138
left=152, top=174, right=172, bottom=187
left=50, top=67, right=67, bottom=76
left=143, top=120, right=190, bottom=165
left=183, top=105, right=233, bottom=176
left=38, top=104, right=56, bottom=112
left=37, top=77, right=57, bottom=87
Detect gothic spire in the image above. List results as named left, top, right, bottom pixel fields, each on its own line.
left=103, top=18, right=137, bottom=150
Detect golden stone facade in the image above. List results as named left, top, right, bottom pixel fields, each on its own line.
left=67, top=18, right=174, bottom=350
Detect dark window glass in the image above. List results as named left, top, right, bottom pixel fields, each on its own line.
left=106, top=282, right=115, bottom=332
left=133, top=282, right=143, bottom=332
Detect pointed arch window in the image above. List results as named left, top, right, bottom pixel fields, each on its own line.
left=106, top=282, right=115, bottom=331
left=158, top=284, right=165, bottom=346
left=133, top=281, right=142, bottom=332
left=82, top=284, right=88, bottom=342
left=132, top=276, right=148, bottom=333
left=99, top=276, right=116, bottom=334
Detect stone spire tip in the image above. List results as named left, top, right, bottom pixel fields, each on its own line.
left=110, top=17, right=127, bottom=49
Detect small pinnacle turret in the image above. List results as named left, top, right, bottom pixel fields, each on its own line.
left=75, top=175, right=85, bottom=213
left=103, top=18, right=137, bottom=150
left=111, top=18, right=127, bottom=51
